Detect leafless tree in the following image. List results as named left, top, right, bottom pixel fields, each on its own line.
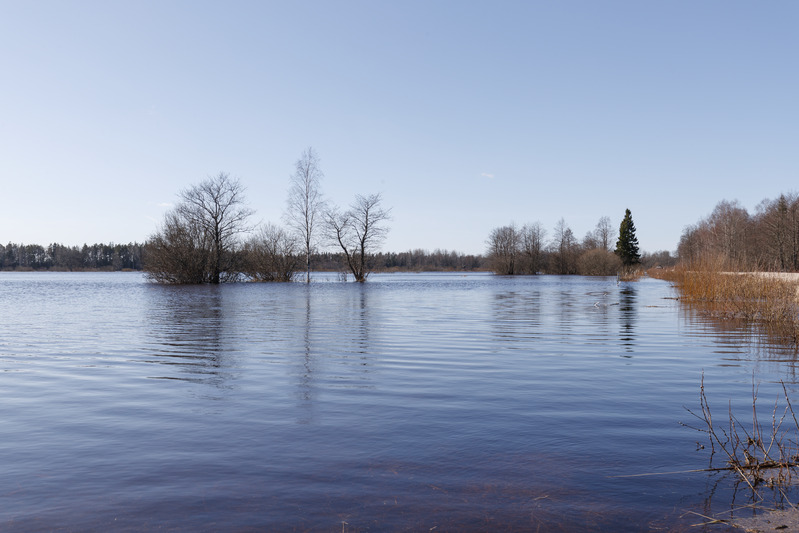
left=144, top=210, right=212, bottom=284
left=325, top=193, right=391, bottom=282
left=707, top=200, right=750, bottom=268
left=755, top=193, right=799, bottom=271
left=285, top=147, right=325, bottom=283
left=678, top=221, right=713, bottom=264
left=486, top=224, right=519, bottom=275
left=145, top=173, right=254, bottom=284
left=581, top=231, right=599, bottom=251
left=519, top=222, right=546, bottom=274
left=550, top=218, right=577, bottom=274
left=177, top=173, right=254, bottom=283
left=241, top=223, right=300, bottom=282
left=573, top=215, right=622, bottom=275
left=577, top=248, right=621, bottom=276
left=594, top=216, right=613, bottom=252
left=678, top=192, right=799, bottom=271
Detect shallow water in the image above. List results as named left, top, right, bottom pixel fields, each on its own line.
left=1, top=272, right=797, bottom=531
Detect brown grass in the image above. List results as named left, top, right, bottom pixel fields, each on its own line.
left=649, top=258, right=799, bottom=342
left=616, top=266, right=644, bottom=282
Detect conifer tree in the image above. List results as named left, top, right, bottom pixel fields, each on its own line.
left=615, top=209, right=641, bottom=266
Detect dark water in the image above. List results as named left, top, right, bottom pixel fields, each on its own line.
left=1, top=272, right=797, bottom=531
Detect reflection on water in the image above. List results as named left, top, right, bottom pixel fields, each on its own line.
left=678, top=298, right=799, bottom=367
left=2, top=272, right=798, bottom=531
left=298, top=284, right=314, bottom=413
left=145, top=285, right=230, bottom=387
left=619, top=284, right=636, bottom=353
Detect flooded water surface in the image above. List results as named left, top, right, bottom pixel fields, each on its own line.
left=2, top=272, right=797, bottom=531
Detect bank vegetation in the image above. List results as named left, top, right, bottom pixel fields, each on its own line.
left=650, top=192, right=799, bottom=343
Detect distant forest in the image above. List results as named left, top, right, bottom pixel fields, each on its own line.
left=0, top=242, right=145, bottom=271
left=0, top=242, right=486, bottom=273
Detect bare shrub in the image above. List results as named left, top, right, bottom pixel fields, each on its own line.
left=577, top=248, right=621, bottom=276
left=145, top=210, right=212, bottom=284
left=685, top=375, right=799, bottom=500
left=242, top=224, right=300, bottom=282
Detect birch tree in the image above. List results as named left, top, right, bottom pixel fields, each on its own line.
left=285, top=147, right=325, bottom=283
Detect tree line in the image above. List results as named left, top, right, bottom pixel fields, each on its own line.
left=0, top=242, right=144, bottom=271
left=678, top=192, right=799, bottom=271
left=485, top=209, right=674, bottom=276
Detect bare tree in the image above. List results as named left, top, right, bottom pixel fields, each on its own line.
left=486, top=224, right=519, bottom=275
left=519, top=222, right=546, bottom=274
left=285, top=147, right=325, bottom=283
left=594, top=216, right=613, bottom=252
left=550, top=218, right=577, bottom=274
left=577, top=248, right=621, bottom=276
left=177, top=173, right=254, bottom=283
left=678, top=221, right=713, bottom=264
left=145, top=172, right=254, bottom=284
left=144, top=209, right=212, bottom=284
left=325, top=193, right=391, bottom=282
left=755, top=193, right=799, bottom=271
left=707, top=200, right=749, bottom=268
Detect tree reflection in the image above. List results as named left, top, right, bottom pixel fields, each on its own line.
left=296, top=282, right=375, bottom=422
left=490, top=282, right=543, bottom=344
left=619, top=284, right=637, bottom=353
left=144, top=285, right=234, bottom=388
left=296, top=284, right=315, bottom=423
left=679, top=303, right=799, bottom=375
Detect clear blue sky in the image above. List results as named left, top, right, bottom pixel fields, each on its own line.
left=1, top=1, right=797, bottom=255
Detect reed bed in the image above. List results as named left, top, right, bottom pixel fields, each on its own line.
left=649, top=259, right=799, bottom=342
left=616, top=266, right=644, bottom=282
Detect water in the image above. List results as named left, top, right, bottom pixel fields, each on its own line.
left=1, top=272, right=797, bottom=531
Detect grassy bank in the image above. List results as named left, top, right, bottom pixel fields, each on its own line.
left=649, top=259, right=799, bottom=342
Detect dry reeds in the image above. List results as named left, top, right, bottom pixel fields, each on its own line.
left=617, top=266, right=644, bottom=282
left=650, top=258, right=799, bottom=342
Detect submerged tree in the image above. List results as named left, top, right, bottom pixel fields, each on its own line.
left=145, top=173, right=254, bottom=284
left=241, top=223, right=300, bottom=282
left=550, top=218, right=578, bottom=274
left=486, top=224, right=519, bottom=275
left=615, top=209, right=641, bottom=266
left=285, top=147, right=325, bottom=283
left=519, top=222, right=547, bottom=274
left=325, top=193, right=391, bottom=282
left=145, top=210, right=211, bottom=284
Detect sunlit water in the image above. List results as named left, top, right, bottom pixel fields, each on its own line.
left=1, top=272, right=797, bottom=531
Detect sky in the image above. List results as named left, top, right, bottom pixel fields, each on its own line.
left=1, top=1, right=797, bottom=255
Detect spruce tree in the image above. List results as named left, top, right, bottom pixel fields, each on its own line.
left=615, top=209, right=641, bottom=266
